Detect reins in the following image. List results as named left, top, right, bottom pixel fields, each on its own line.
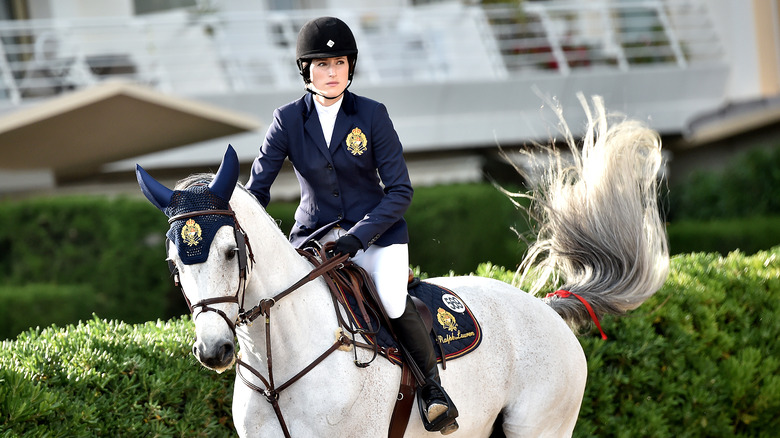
left=233, top=245, right=386, bottom=438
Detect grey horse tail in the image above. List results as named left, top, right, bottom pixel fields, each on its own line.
left=513, top=94, right=670, bottom=333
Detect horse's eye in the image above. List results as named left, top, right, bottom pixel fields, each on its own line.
left=226, top=248, right=237, bottom=260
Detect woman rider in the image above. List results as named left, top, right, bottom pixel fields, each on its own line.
left=245, top=16, right=458, bottom=435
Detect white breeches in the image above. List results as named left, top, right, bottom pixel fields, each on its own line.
left=320, top=228, right=409, bottom=319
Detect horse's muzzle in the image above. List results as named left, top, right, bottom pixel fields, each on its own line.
left=193, top=339, right=235, bottom=372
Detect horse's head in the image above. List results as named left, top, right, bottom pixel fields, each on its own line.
left=136, top=145, right=247, bottom=373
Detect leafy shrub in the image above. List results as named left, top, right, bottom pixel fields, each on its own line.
left=2, top=248, right=778, bottom=437
left=262, top=183, right=529, bottom=276
left=0, top=284, right=97, bottom=341
left=4, top=181, right=779, bottom=341
left=666, top=216, right=780, bottom=256
left=0, top=196, right=178, bottom=330
left=575, top=247, right=780, bottom=437
left=405, top=183, right=528, bottom=276
left=670, top=146, right=780, bottom=220
left=0, top=317, right=234, bottom=437
left=471, top=248, right=780, bottom=437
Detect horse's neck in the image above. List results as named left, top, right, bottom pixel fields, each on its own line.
left=233, top=192, right=337, bottom=364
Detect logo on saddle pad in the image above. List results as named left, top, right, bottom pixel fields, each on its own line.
left=437, top=308, right=458, bottom=332
left=181, top=219, right=203, bottom=246
left=435, top=292, right=477, bottom=346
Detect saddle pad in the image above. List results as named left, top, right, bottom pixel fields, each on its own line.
left=336, top=279, right=482, bottom=366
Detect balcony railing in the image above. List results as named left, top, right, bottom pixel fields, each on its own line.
left=0, top=0, right=723, bottom=105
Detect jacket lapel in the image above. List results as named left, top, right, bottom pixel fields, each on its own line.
left=330, top=113, right=352, bottom=154
left=303, top=94, right=333, bottom=164
left=330, top=91, right=357, bottom=154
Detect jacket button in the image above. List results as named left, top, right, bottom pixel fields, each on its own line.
left=337, top=214, right=343, bottom=220
left=327, top=163, right=333, bottom=170
left=333, top=191, right=339, bottom=197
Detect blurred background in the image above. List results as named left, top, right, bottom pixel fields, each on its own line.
left=0, top=0, right=777, bottom=195
left=0, top=0, right=778, bottom=338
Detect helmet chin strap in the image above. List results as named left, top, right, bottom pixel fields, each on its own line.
left=305, top=79, right=352, bottom=100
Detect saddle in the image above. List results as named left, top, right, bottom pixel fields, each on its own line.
left=299, top=243, right=482, bottom=437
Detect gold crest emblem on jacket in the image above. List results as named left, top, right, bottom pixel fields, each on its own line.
left=346, top=127, right=367, bottom=156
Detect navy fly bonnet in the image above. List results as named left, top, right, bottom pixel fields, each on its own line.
left=136, top=145, right=240, bottom=265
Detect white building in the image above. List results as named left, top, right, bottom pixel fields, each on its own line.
left=0, top=0, right=778, bottom=197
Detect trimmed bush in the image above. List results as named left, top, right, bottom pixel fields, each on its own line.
left=2, top=247, right=778, bottom=437
left=0, top=196, right=178, bottom=329
left=405, top=183, right=528, bottom=276
left=670, top=146, right=780, bottom=220
left=3, top=182, right=779, bottom=341
left=0, top=316, right=234, bottom=437
left=241, top=183, right=528, bottom=276
left=666, top=216, right=780, bottom=256
left=573, top=247, right=780, bottom=437
left=473, top=247, right=780, bottom=437
left=0, top=284, right=97, bottom=341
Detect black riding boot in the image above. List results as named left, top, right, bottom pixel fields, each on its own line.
left=390, top=296, right=459, bottom=435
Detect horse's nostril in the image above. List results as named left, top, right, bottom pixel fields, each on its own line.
left=192, top=345, right=199, bottom=357
left=220, top=343, right=235, bottom=361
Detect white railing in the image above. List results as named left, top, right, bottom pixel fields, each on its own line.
left=0, top=0, right=723, bottom=105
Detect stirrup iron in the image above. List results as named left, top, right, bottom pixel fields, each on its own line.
left=415, top=379, right=458, bottom=432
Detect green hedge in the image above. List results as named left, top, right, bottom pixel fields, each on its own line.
left=268, top=183, right=528, bottom=276
left=2, top=183, right=779, bottom=341
left=666, top=216, right=780, bottom=256
left=0, top=284, right=97, bottom=340
left=669, top=146, right=780, bottom=220
left=0, top=317, right=233, bottom=437
left=0, top=185, right=528, bottom=340
left=2, top=247, right=778, bottom=437
left=576, top=247, right=780, bottom=437
left=405, top=183, right=527, bottom=276
left=466, top=248, right=780, bottom=436
left=0, top=196, right=178, bottom=336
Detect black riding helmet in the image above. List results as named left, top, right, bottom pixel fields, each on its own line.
left=296, top=17, right=358, bottom=85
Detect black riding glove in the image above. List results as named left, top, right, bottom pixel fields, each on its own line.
left=333, top=234, right=362, bottom=257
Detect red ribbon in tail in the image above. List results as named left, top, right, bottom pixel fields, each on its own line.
left=545, top=290, right=608, bottom=340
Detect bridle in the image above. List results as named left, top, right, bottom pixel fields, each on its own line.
left=167, top=208, right=252, bottom=332
left=166, top=207, right=376, bottom=438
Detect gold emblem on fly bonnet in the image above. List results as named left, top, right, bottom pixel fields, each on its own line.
left=181, top=218, right=203, bottom=246
left=437, top=308, right=458, bottom=332
left=346, top=127, right=367, bottom=156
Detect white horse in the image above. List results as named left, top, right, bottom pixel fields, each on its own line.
left=135, top=95, right=668, bottom=437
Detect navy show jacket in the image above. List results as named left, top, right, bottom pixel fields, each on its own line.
left=246, top=90, right=413, bottom=249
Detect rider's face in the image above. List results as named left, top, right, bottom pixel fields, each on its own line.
left=308, top=56, right=349, bottom=105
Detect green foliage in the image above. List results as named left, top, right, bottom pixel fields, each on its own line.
left=267, top=183, right=529, bottom=276
left=478, top=247, right=780, bottom=436
left=0, top=284, right=97, bottom=341
left=405, top=183, right=528, bottom=276
left=3, top=179, right=778, bottom=340
left=666, top=216, right=780, bottom=256
left=2, top=248, right=778, bottom=437
left=0, top=316, right=234, bottom=437
left=0, top=196, right=180, bottom=340
left=572, top=247, right=780, bottom=437
left=670, top=146, right=780, bottom=220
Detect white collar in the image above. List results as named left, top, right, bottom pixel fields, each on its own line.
left=314, top=96, right=343, bottom=119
